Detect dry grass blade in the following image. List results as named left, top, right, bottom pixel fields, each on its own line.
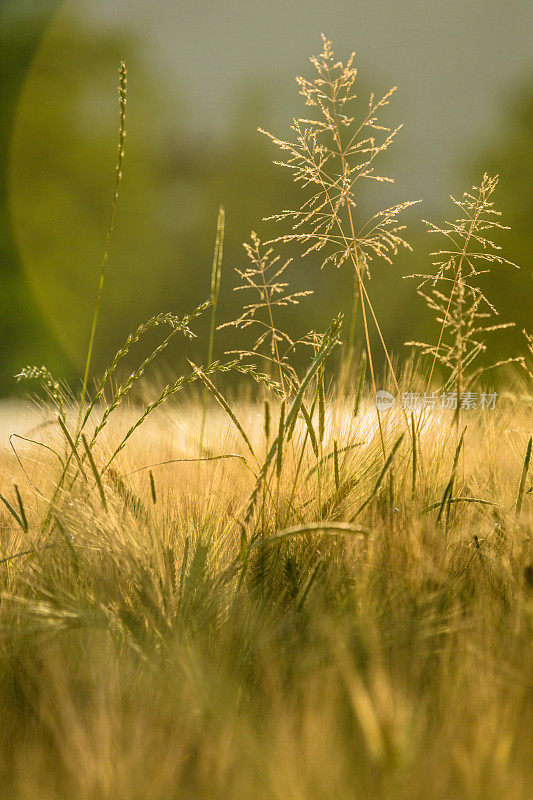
left=423, top=497, right=500, bottom=513
left=121, top=454, right=255, bottom=479
left=247, top=522, right=369, bottom=551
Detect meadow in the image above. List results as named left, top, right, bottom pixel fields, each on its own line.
left=0, top=38, right=531, bottom=799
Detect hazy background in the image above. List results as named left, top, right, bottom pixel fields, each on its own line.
left=1, top=0, right=531, bottom=395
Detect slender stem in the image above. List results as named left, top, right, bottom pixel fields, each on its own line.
left=76, top=63, right=127, bottom=437
left=347, top=276, right=359, bottom=357
left=260, top=256, right=286, bottom=396
left=200, top=206, right=225, bottom=453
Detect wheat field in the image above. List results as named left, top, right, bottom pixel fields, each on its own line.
left=0, top=37, right=532, bottom=799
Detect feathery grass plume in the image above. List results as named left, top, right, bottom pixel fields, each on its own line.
left=405, top=174, right=521, bottom=400
left=259, top=35, right=418, bottom=457
left=219, top=231, right=312, bottom=395
left=77, top=62, right=127, bottom=435
left=260, top=35, right=416, bottom=275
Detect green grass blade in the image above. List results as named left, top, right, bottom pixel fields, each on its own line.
left=0, top=490, right=26, bottom=532
left=411, top=411, right=417, bottom=499
left=437, top=426, right=465, bottom=524
left=334, top=440, right=340, bottom=492
left=149, top=470, right=157, bottom=505
left=81, top=435, right=107, bottom=511
left=14, top=485, right=28, bottom=533
left=300, top=402, right=318, bottom=458
left=355, top=433, right=405, bottom=518
left=515, top=436, right=532, bottom=518
left=276, top=401, right=286, bottom=480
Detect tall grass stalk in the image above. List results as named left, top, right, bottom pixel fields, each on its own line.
left=199, top=206, right=225, bottom=453
left=76, top=62, right=127, bottom=436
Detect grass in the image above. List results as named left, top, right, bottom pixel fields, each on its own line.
left=0, top=37, right=532, bottom=800
left=0, top=382, right=532, bottom=799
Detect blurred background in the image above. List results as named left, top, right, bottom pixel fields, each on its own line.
left=1, top=0, right=531, bottom=395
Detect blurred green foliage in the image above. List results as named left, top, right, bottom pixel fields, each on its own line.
left=0, top=1, right=64, bottom=393
left=1, top=2, right=531, bottom=396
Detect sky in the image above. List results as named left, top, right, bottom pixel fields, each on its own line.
left=70, top=0, right=533, bottom=206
